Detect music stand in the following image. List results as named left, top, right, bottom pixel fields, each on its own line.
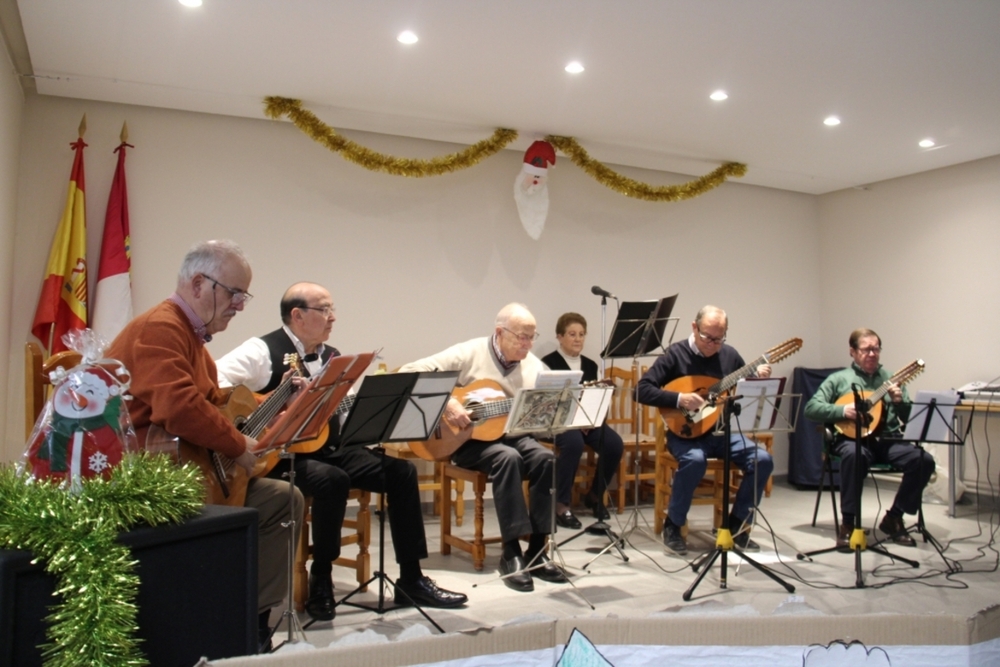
left=601, top=295, right=678, bottom=543
left=264, top=352, right=374, bottom=651
left=498, top=381, right=613, bottom=609
left=889, top=390, right=967, bottom=571
left=683, top=394, right=796, bottom=600
left=334, top=371, right=458, bottom=633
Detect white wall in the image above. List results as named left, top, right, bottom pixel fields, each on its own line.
left=816, top=155, right=1000, bottom=393
left=4, top=95, right=825, bottom=470
left=0, top=27, right=25, bottom=454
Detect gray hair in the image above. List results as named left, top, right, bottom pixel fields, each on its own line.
left=177, top=240, right=249, bottom=285
left=495, top=302, right=532, bottom=328
left=695, top=305, right=728, bottom=328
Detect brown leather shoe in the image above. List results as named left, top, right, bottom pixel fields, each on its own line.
left=836, top=523, right=853, bottom=552
left=879, top=513, right=917, bottom=547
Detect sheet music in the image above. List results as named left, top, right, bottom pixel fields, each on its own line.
left=568, top=386, right=613, bottom=428
left=734, top=377, right=785, bottom=432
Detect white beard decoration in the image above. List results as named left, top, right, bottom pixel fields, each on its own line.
left=514, top=140, right=556, bottom=240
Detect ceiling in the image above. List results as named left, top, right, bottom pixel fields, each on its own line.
left=7, top=0, right=1000, bottom=194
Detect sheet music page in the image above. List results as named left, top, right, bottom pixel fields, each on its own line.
left=569, top=386, right=613, bottom=428
left=734, top=377, right=785, bottom=432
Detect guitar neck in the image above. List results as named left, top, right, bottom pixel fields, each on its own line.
left=712, top=354, right=767, bottom=395
left=471, top=397, right=514, bottom=421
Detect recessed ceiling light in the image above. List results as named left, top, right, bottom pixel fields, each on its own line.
left=710, top=90, right=728, bottom=101
left=919, top=139, right=935, bottom=148
left=565, top=61, right=585, bottom=74
left=178, top=0, right=202, bottom=7
left=397, top=30, right=418, bottom=45
left=823, top=116, right=841, bottom=127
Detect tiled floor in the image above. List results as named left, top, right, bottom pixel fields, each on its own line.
left=267, top=477, right=1000, bottom=652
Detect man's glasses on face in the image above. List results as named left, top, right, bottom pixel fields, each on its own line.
left=502, top=327, right=540, bottom=344
left=696, top=329, right=726, bottom=345
left=856, top=346, right=881, bottom=355
left=300, top=305, right=336, bottom=318
left=202, top=274, right=253, bottom=305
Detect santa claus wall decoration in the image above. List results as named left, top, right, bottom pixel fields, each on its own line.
left=513, top=140, right=556, bottom=240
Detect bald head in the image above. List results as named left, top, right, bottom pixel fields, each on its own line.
left=494, top=303, right=537, bottom=362
left=280, top=282, right=336, bottom=352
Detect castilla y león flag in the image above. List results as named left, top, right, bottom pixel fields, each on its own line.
left=92, top=139, right=133, bottom=341
left=31, top=137, right=88, bottom=354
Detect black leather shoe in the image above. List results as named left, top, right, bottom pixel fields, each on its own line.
left=836, top=523, right=853, bottom=552
left=584, top=492, right=611, bottom=521
left=662, top=520, right=687, bottom=556
left=498, top=554, right=534, bottom=592
left=555, top=509, right=582, bottom=529
left=732, top=529, right=760, bottom=552
left=879, top=513, right=917, bottom=547
left=526, top=551, right=568, bottom=583
left=394, top=576, right=468, bottom=608
left=305, top=574, right=336, bottom=621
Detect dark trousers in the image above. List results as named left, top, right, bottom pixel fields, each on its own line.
left=554, top=424, right=624, bottom=506
left=452, top=435, right=554, bottom=543
left=834, top=437, right=935, bottom=517
left=267, top=445, right=428, bottom=573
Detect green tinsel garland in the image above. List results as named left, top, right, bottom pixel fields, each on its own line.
left=0, top=453, right=204, bottom=667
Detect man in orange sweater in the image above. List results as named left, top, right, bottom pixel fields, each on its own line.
left=107, top=240, right=302, bottom=654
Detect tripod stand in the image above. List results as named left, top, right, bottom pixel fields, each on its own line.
left=331, top=371, right=457, bottom=632
left=797, top=387, right=919, bottom=586
left=683, top=395, right=795, bottom=600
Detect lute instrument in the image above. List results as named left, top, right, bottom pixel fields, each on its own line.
left=660, top=337, right=803, bottom=439
left=834, top=359, right=925, bottom=439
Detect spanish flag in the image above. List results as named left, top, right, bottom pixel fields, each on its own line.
left=92, top=129, right=133, bottom=342
left=31, top=133, right=88, bottom=354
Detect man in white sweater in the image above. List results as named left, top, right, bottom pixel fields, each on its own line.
left=399, top=303, right=566, bottom=592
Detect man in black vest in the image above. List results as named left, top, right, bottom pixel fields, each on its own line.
left=216, top=282, right=467, bottom=620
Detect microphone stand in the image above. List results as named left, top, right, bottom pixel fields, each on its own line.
left=797, top=385, right=919, bottom=585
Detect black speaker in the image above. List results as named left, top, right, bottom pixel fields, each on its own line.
left=0, top=504, right=259, bottom=667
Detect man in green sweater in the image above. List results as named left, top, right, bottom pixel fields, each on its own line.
left=804, top=328, right=934, bottom=550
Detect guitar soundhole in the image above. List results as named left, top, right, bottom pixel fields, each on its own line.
left=233, top=416, right=248, bottom=432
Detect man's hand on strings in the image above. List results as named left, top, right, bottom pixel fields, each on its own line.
left=444, top=397, right=473, bottom=429
left=678, top=392, right=707, bottom=411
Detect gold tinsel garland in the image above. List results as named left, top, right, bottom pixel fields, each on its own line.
left=263, top=96, right=518, bottom=176
left=545, top=135, right=746, bottom=202
left=0, top=453, right=204, bottom=667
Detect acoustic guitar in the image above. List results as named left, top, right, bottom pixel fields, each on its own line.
left=660, top=337, right=803, bottom=439
left=834, top=359, right=925, bottom=439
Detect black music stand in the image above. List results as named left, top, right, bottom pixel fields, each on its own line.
left=889, top=391, right=968, bottom=571
left=333, top=371, right=458, bottom=633
left=683, top=394, right=796, bottom=600
left=797, top=388, right=920, bottom=587
left=265, top=353, right=375, bottom=651
left=600, top=295, right=678, bottom=542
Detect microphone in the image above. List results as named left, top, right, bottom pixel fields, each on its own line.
left=591, top=285, right=616, bottom=299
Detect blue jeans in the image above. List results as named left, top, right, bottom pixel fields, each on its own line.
left=665, top=432, right=773, bottom=527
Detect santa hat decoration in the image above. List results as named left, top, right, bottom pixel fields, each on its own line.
left=522, top=140, right=556, bottom=176
left=514, top=140, right=556, bottom=240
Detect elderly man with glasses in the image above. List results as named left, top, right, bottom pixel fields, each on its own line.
left=636, top=305, right=774, bottom=556
left=804, top=328, right=934, bottom=551
left=398, top=303, right=567, bottom=592
left=216, top=282, right=467, bottom=620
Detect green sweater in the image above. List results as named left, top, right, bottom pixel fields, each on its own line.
left=804, top=362, right=911, bottom=437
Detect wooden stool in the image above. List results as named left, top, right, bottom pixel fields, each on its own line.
left=440, top=464, right=501, bottom=571
left=293, top=488, right=371, bottom=611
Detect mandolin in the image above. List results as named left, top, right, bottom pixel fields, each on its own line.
left=660, top=337, right=803, bottom=439
left=834, top=359, right=925, bottom=439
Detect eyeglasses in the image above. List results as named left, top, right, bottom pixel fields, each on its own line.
left=696, top=329, right=726, bottom=345
left=856, top=346, right=881, bottom=355
left=502, top=327, right=540, bottom=344
left=300, top=305, right=336, bottom=318
left=202, top=274, right=253, bottom=304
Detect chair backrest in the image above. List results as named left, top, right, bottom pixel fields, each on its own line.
left=603, top=365, right=659, bottom=441
left=24, top=342, right=83, bottom=439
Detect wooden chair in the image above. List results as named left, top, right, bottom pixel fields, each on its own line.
left=439, top=464, right=499, bottom=571
left=604, top=365, right=659, bottom=513
left=653, top=426, right=774, bottom=535
left=382, top=442, right=446, bottom=516
left=25, top=342, right=83, bottom=438
left=292, top=489, right=371, bottom=611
